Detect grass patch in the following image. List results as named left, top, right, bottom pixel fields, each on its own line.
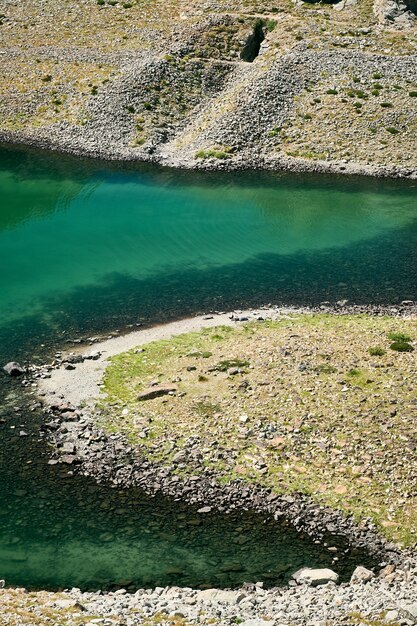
left=99, top=314, right=417, bottom=546
left=195, top=147, right=233, bottom=160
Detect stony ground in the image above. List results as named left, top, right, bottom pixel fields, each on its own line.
left=99, top=314, right=417, bottom=547
left=0, top=0, right=416, bottom=176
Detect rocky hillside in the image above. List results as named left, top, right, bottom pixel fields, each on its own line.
left=0, top=0, right=416, bottom=176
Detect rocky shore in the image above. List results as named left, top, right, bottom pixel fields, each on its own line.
left=2, top=562, right=417, bottom=626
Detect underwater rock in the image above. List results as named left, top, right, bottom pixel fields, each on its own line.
left=3, top=362, right=25, bottom=377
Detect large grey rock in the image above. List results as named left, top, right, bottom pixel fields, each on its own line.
left=3, top=362, right=25, bottom=377
left=374, top=0, right=416, bottom=25
left=137, top=384, right=178, bottom=401
left=292, top=567, right=339, bottom=587
left=350, top=566, right=375, bottom=584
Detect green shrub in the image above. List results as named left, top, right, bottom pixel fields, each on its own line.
left=369, top=346, right=386, bottom=356
left=372, top=72, right=383, bottom=79
left=264, top=19, right=277, bottom=32
left=380, top=102, right=393, bottom=108
left=41, top=74, right=52, bottom=82
left=390, top=342, right=414, bottom=353
left=409, top=91, right=417, bottom=97
left=385, top=127, right=399, bottom=134
left=353, top=102, right=362, bottom=109
left=388, top=332, right=412, bottom=342
left=371, top=89, right=380, bottom=96
left=126, top=104, right=135, bottom=113
left=303, top=113, right=312, bottom=120
left=326, top=89, right=338, bottom=95
left=123, top=2, right=133, bottom=7
left=97, top=0, right=105, bottom=4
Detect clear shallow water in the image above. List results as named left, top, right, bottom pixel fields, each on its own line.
left=0, top=143, right=416, bottom=591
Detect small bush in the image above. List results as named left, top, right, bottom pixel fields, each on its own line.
left=195, top=147, right=232, bottom=160
left=303, top=113, right=313, bottom=120
left=123, top=2, right=133, bottom=7
left=353, top=102, right=362, bottom=109
left=97, top=0, right=105, bottom=4
left=409, top=91, right=417, bottom=97
left=380, top=102, right=393, bottom=108
left=371, top=89, right=380, bottom=96
left=385, top=127, right=399, bottom=135
left=369, top=346, right=386, bottom=356
left=372, top=72, right=383, bottom=79
left=348, top=368, right=361, bottom=376
left=41, top=75, right=52, bottom=82
left=390, top=342, right=414, bottom=353
left=326, top=89, right=338, bottom=95
left=268, top=127, right=281, bottom=137
left=264, top=19, right=277, bottom=32
left=388, top=332, right=412, bottom=342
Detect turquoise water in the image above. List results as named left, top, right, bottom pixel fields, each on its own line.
left=0, top=143, right=416, bottom=591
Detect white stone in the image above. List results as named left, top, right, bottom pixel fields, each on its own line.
left=196, top=589, right=246, bottom=604
left=292, top=568, right=339, bottom=587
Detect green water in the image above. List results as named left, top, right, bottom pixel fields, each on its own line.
left=0, top=143, right=416, bottom=591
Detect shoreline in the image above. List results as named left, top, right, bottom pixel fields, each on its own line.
left=1, top=132, right=417, bottom=181
left=3, top=305, right=417, bottom=624
left=36, top=303, right=417, bottom=409
left=33, top=306, right=417, bottom=562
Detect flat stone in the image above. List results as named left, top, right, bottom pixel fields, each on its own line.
left=137, top=384, right=178, bottom=401
left=385, top=611, right=399, bottom=622
left=400, top=604, right=417, bottom=622
left=197, top=589, right=246, bottom=604
left=292, top=567, right=339, bottom=587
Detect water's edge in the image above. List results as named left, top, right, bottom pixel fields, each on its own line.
left=1, top=132, right=416, bottom=181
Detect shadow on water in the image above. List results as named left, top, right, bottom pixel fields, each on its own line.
left=0, top=143, right=416, bottom=591
left=1, top=218, right=417, bottom=364
left=0, top=386, right=377, bottom=592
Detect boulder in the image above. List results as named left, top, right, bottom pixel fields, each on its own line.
left=350, top=565, right=375, bottom=584
left=137, top=384, right=178, bottom=401
left=3, top=362, right=25, bottom=377
left=399, top=603, right=417, bottom=623
left=292, top=567, right=339, bottom=586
